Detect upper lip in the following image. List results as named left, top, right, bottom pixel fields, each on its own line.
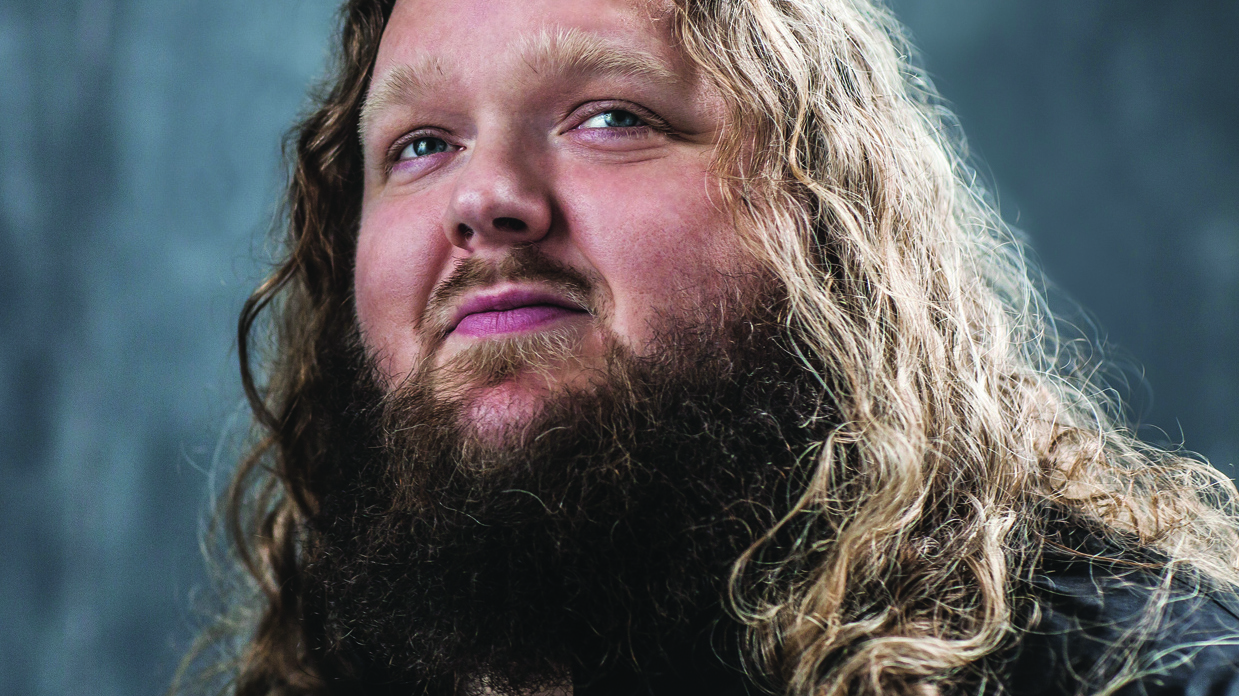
left=448, top=286, right=588, bottom=333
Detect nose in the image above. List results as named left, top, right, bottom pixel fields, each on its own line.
left=444, top=136, right=553, bottom=252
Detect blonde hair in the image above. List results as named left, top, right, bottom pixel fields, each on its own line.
left=184, top=1, right=1239, bottom=694
left=670, top=0, right=1239, bottom=693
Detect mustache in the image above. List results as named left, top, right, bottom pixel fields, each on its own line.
left=420, top=245, right=599, bottom=342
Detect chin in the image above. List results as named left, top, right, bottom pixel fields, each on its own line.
left=453, top=364, right=597, bottom=445
left=458, top=380, right=549, bottom=445
left=434, top=334, right=608, bottom=437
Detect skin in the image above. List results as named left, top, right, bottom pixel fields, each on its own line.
left=355, top=0, right=750, bottom=436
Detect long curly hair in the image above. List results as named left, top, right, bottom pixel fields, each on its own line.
left=180, top=1, right=1239, bottom=694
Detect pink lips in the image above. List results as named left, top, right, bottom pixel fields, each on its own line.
left=450, top=289, right=587, bottom=338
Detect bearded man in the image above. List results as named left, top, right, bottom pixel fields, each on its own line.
left=195, top=0, right=1239, bottom=694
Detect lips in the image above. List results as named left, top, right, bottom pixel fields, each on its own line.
left=449, top=288, right=588, bottom=338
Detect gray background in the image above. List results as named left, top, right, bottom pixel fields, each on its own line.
left=0, top=1, right=1235, bottom=694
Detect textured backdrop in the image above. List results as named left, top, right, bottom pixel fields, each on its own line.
left=1, top=1, right=1235, bottom=695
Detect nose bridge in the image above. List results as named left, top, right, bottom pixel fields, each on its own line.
left=446, top=125, right=552, bottom=250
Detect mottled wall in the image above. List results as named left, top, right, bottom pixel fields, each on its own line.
left=892, top=0, right=1239, bottom=470
left=0, top=1, right=338, bottom=693
left=0, top=1, right=1234, bottom=695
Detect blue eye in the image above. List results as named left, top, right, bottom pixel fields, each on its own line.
left=399, top=136, right=450, bottom=160
left=580, top=109, right=645, bottom=129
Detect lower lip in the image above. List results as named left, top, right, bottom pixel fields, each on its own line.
left=453, top=305, right=585, bottom=337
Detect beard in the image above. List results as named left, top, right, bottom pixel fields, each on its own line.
left=300, top=282, right=828, bottom=696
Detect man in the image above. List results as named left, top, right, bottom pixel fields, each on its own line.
left=202, top=0, right=1239, bottom=694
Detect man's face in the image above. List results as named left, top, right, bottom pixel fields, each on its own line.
left=355, top=0, right=749, bottom=437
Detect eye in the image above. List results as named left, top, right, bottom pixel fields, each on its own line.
left=579, top=109, right=646, bottom=129
left=398, top=136, right=451, bottom=160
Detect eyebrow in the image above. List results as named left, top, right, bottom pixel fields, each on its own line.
left=359, top=27, right=680, bottom=139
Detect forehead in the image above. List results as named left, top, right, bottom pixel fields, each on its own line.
left=372, top=0, right=682, bottom=90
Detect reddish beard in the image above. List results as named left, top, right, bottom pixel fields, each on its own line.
left=298, top=271, right=826, bottom=695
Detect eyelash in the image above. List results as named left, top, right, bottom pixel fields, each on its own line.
left=574, top=101, right=670, bottom=135
left=382, top=101, right=672, bottom=172
left=385, top=130, right=455, bottom=172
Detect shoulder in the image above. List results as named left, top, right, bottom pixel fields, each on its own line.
left=997, top=526, right=1239, bottom=695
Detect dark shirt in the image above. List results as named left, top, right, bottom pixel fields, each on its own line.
left=999, top=544, right=1239, bottom=695
left=577, top=524, right=1239, bottom=696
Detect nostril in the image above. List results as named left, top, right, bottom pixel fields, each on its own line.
left=457, top=223, right=474, bottom=239
left=493, top=217, right=527, bottom=232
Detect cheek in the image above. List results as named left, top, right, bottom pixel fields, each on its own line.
left=354, top=198, right=452, bottom=379
left=561, top=158, right=743, bottom=346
